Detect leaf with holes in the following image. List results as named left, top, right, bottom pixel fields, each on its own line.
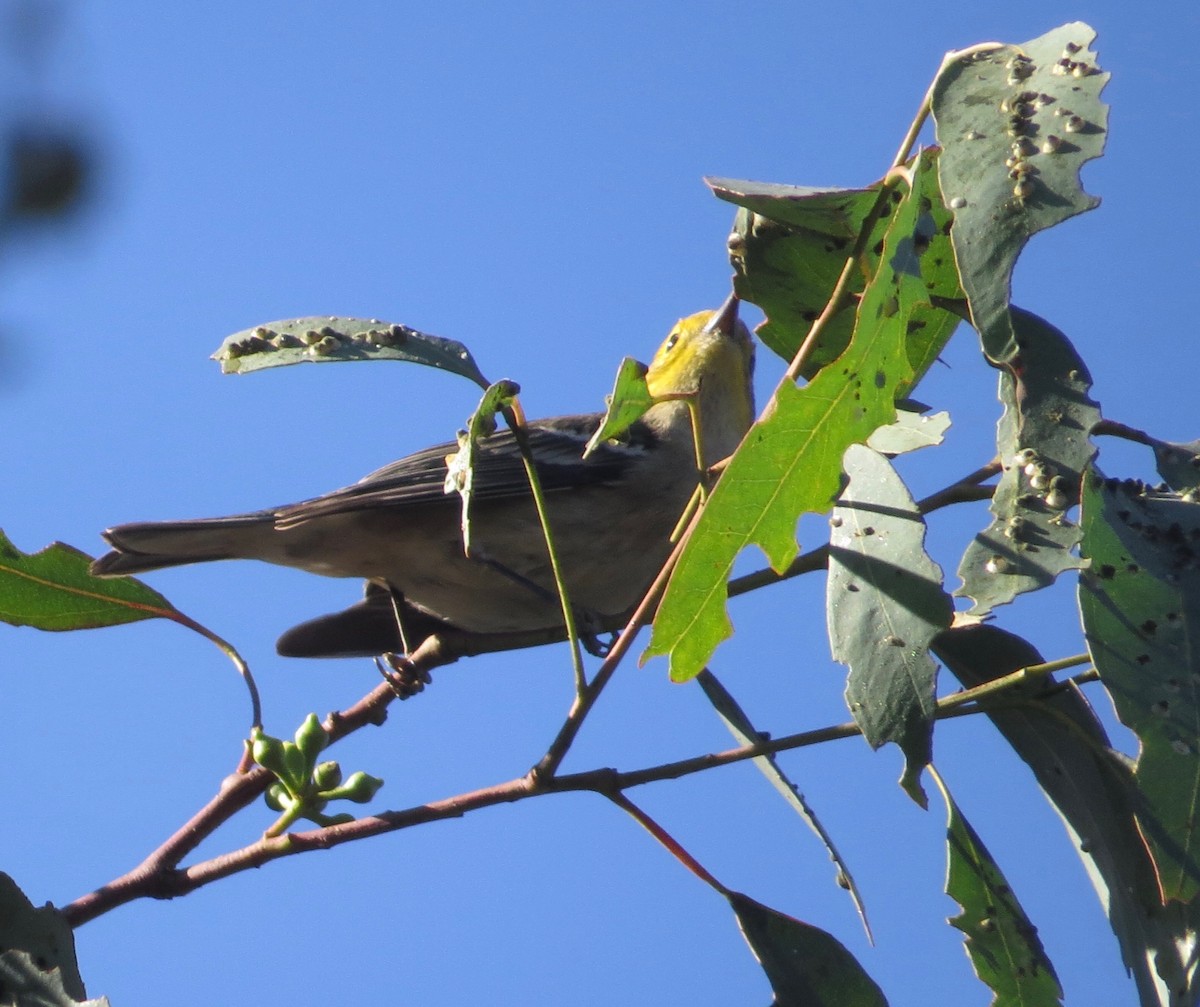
left=931, top=22, right=1108, bottom=364
left=937, top=777, right=1063, bottom=1006
left=648, top=152, right=949, bottom=683
left=827, top=445, right=952, bottom=805
left=956, top=309, right=1099, bottom=616
left=711, top=165, right=962, bottom=382
left=1079, top=471, right=1200, bottom=903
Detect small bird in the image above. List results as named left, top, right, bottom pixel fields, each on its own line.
left=91, top=298, right=755, bottom=657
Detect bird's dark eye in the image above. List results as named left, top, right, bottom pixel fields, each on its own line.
left=664, top=333, right=680, bottom=352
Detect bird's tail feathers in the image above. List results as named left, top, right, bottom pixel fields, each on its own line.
left=90, top=513, right=274, bottom=577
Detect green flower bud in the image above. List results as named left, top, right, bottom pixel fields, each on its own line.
left=294, top=713, right=328, bottom=762
left=313, top=760, right=343, bottom=790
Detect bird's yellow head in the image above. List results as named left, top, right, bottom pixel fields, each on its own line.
left=645, top=296, right=756, bottom=464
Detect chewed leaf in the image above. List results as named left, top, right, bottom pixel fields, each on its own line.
left=712, top=169, right=961, bottom=379
left=956, top=309, right=1099, bottom=615
left=827, top=445, right=952, bottom=805
left=584, top=357, right=653, bottom=458
left=0, top=530, right=179, bottom=631
left=932, top=22, right=1109, bottom=364
left=648, top=152, right=948, bottom=683
left=936, top=775, right=1063, bottom=1006
left=214, top=315, right=489, bottom=388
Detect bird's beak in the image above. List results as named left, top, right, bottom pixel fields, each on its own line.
left=702, top=291, right=741, bottom=336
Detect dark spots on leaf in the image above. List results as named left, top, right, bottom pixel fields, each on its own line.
left=907, top=320, right=927, bottom=335
left=1137, top=654, right=1152, bottom=667
left=873, top=239, right=885, bottom=257
left=802, top=310, right=820, bottom=322
left=1097, top=564, right=1116, bottom=579
left=1141, top=620, right=1158, bottom=635
left=1152, top=699, right=1170, bottom=714
left=1125, top=563, right=1139, bottom=573
left=874, top=370, right=886, bottom=388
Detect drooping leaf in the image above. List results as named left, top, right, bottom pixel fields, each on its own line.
left=648, top=151, right=949, bottom=682
left=0, top=530, right=179, bottom=631
left=1079, top=471, right=1200, bottom=903
left=729, top=891, right=888, bottom=1007
left=698, top=669, right=872, bottom=940
left=935, top=625, right=1197, bottom=1006
left=443, top=380, right=521, bottom=554
left=213, top=315, right=490, bottom=388
left=827, top=445, right=953, bottom=805
left=936, top=776, right=1063, bottom=1006
left=583, top=356, right=653, bottom=457
left=711, top=165, right=962, bottom=381
left=931, top=22, right=1109, bottom=365
left=956, top=309, right=1099, bottom=615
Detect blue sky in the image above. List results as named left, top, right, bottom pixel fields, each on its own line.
left=3, top=3, right=1197, bottom=1005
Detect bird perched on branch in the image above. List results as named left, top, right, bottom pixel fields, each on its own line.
left=91, top=297, right=755, bottom=658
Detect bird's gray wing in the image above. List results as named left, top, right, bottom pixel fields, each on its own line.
left=275, top=413, right=653, bottom=526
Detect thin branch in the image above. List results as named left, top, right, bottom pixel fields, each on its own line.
left=64, top=643, right=1093, bottom=925
left=1092, top=417, right=1160, bottom=448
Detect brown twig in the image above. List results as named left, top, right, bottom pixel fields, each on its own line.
left=63, top=651, right=1096, bottom=926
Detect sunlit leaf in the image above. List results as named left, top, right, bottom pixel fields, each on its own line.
left=0, top=530, right=178, bottom=631
left=648, top=152, right=948, bottom=682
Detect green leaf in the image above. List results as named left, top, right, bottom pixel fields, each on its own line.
left=728, top=891, right=888, bottom=1007
left=583, top=357, right=653, bottom=457
left=648, top=151, right=948, bottom=682
left=213, top=315, right=490, bottom=388
left=444, top=379, right=521, bottom=554
left=936, top=776, right=1063, bottom=1007
left=0, top=873, right=88, bottom=1002
left=827, top=445, right=952, bottom=805
left=1079, top=471, right=1200, bottom=903
left=697, top=669, right=872, bottom=940
left=934, top=625, right=1199, bottom=1006
left=0, top=530, right=179, bottom=631
left=711, top=166, right=962, bottom=382
left=956, top=309, right=1099, bottom=615
left=931, top=22, right=1108, bottom=364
